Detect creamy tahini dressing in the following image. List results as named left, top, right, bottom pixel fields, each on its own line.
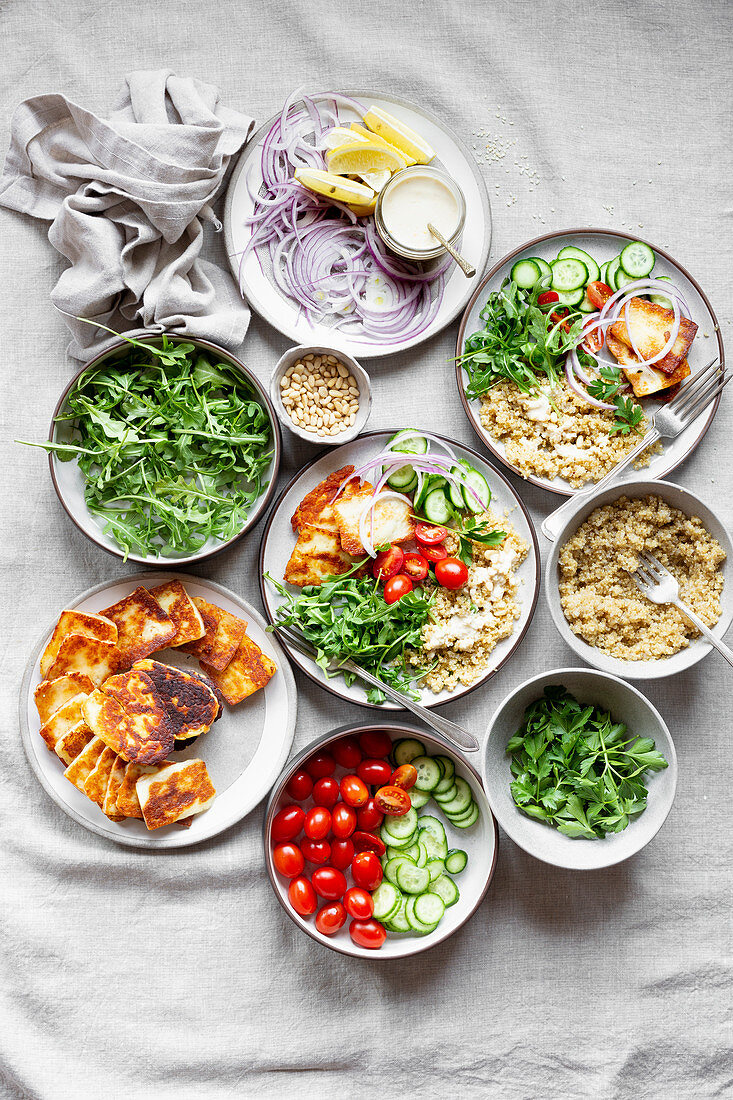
left=381, top=171, right=460, bottom=251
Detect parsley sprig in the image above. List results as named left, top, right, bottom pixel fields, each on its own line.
left=453, top=516, right=506, bottom=566
left=506, top=686, right=668, bottom=839
left=586, top=361, right=645, bottom=437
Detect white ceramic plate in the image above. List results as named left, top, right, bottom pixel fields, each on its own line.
left=265, top=723, right=498, bottom=959
left=19, top=573, right=297, bottom=848
left=224, top=91, right=491, bottom=358
left=455, top=229, right=725, bottom=496
left=258, top=429, right=540, bottom=710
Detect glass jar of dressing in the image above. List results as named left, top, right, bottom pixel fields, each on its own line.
left=374, top=165, right=467, bottom=263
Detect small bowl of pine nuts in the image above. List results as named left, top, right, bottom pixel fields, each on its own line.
left=270, top=345, right=372, bottom=446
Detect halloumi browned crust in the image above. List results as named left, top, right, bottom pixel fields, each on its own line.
left=334, top=488, right=415, bottom=556
left=606, top=334, right=691, bottom=398
left=132, top=660, right=219, bottom=738
left=35, top=673, right=94, bottom=724
left=64, top=736, right=106, bottom=793
left=83, top=747, right=120, bottom=813
left=136, top=759, right=216, bottom=829
left=609, top=298, right=698, bottom=375
left=149, top=581, right=205, bottom=648
left=201, top=635, right=277, bottom=705
left=38, top=693, right=88, bottom=752
left=82, top=681, right=174, bottom=765
left=46, top=635, right=119, bottom=687
left=178, top=598, right=247, bottom=670
left=290, top=466, right=355, bottom=532
left=40, top=611, right=118, bottom=679
left=54, top=721, right=94, bottom=766
left=100, top=587, right=177, bottom=668
left=103, top=754, right=127, bottom=820
left=284, top=522, right=357, bottom=587
left=115, top=761, right=171, bottom=818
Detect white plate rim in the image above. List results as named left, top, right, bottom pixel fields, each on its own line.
left=223, top=89, right=491, bottom=358
left=19, top=571, right=298, bottom=849
left=454, top=227, right=725, bottom=497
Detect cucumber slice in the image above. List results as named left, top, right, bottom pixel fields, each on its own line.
left=432, top=783, right=458, bottom=806
left=438, top=776, right=473, bottom=815
left=445, top=849, right=468, bottom=874
left=606, top=255, right=622, bottom=290
left=432, top=756, right=456, bottom=795
left=415, top=843, right=429, bottom=868
left=448, top=469, right=466, bottom=510
left=380, top=825, right=417, bottom=850
left=525, top=256, right=552, bottom=282
left=382, top=807, right=418, bottom=840
left=599, top=260, right=610, bottom=285
left=386, top=463, right=417, bottom=490
left=402, top=844, right=420, bottom=862
left=461, top=467, right=491, bottom=513
left=387, top=430, right=428, bottom=455
left=553, top=287, right=584, bottom=307
left=551, top=257, right=588, bottom=292
left=395, top=861, right=431, bottom=895
left=411, top=756, right=443, bottom=792
left=393, top=738, right=425, bottom=766
left=577, top=289, right=596, bottom=313
left=510, top=258, right=541, bottom=289
left=419, top=832, right=448, bottom=861
left=620, top=240, right=655, bottom=278
left=414, top=892, right=445, bottom=926
left=558, top=246, right=600, bottom=283
left=385, top=895, right=410, bottom=932
left=409, top=787, right=431, bottom=809
left=372, top=881, right=401, bottom=921
left=431, top=875, right=460, bottom=908
left=649, top=275, right=674, bottom=309
left=422, top=487, right=452, bottom=525
left=415, top=475, right=446, bottom=513
left=405, top=896, right=436, bottom=933
left=427, top=858, right=445, bottom=882
left=384, top=855, right=414, bottom=883
left=449, top=803, right=480, bottom=829
left=615, top=268, right=638, bottom=290
left=417, top=815, right=447, bottom=845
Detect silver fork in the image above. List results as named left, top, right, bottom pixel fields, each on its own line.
left=629, top=551, right=733, bottom=669
left=542, top=358, right=728, bottom=542
left=272, top=624, right=480, bottom=753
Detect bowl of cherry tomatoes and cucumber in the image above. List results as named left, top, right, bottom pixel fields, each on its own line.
left=264, top=722, right=498, bottom=958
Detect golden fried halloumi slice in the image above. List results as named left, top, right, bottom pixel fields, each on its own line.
left=54, top=721, right=94, bottom=766
left=82, top=680, right=174, bottom=765
left=606, top=334, right=691, bottom=398
left=34, top=673, right=94, bottom=725
left=84, top=747, right=120, bottom=813
left=149, top=580, right=205, bottom=648
left=64, top=736, right=106, bottom=793
left=103, top=755, right=127, bottom=819
left=116, top=761, right=171, bottom=818
left=178, top=598, right=247, bottom=671
left=609, top=297, right=698, bottom=375
left=334, top=488, right=414, bottom=556
left=38, top=693, right=88, bottom=752
left=290, top=465, right=356, bottom=532
left=137, top=759, right=216, bottom=830
left=40, top=610, right=117, bottom=679
left=46, top=635, right=119, bottom=687
left=100, top=587, right=177, bottom=669
left=284, top=522, right=356, bottom=587
left=201, top=635, right=277, bottom=706
left=132, top=660, right=219, bottom=739
left=332, top=482, right=374, bottom=555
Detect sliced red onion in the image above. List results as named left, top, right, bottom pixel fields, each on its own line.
left=565, top=356, right=616, bottom=410
left=357, top=491, right=414, bottom=558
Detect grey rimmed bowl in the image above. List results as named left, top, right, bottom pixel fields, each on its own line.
left=545, top=479, right=733, bottom=679
left=48, top=335, right=281, bottom=566
left=482, top=668, right=677, bottom=870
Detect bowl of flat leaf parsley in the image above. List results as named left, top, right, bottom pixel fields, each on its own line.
left=482, top=668, right=677, bottom=870
left=29, top=333, right=280, bottom=564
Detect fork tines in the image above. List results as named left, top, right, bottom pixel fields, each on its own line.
left=671, top=357, right=725, bottom=417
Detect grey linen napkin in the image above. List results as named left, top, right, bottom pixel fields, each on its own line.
left=0, top=69, right=255, bottom=359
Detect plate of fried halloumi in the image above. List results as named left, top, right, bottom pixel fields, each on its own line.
left=20, top=574, right=297, bottom=847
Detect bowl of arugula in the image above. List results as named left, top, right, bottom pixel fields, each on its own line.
left=32, top=333, right=280, bottom=565
left=482, top=668, right=677, bottom=870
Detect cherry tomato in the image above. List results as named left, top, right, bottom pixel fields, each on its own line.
left=305, top=752, right=336, bottom=779
left=351, top=851, right=383, bottom=891
left=343, top=887, right=374, bottom=920
left=340, top=774, right=369, bottom=808
left=537, top=290, right=560, bottom=306
left=374, top=785, right=412, bottom=816
left=329, top=838, right=355, bottom=870
left=357, top=758, right=393, bottom=786
left=272, top=842, right=304, bottom=878
left=315, top=902, right=347, bottom=936
left=331, top=736, right=362, bottom=769
left=371, top=545, right=405, bottom=581
left=383, top=574, right=413, bottom=604
left=390, top=764, right=418, bottom=791
left=351, top=830, right=386, bottom=856
left=331, top=802, right=357, bottom=839
left=312, top=777, right=340, bottom=809
left=288, top=876, right=317, bottom=917
left=300, top=838, right=331, bottom=866
left=349, top=919, right=387, bottom=950
left=271, top=804, right=305, bottom=842
left=586, top=280, right=613, bottom=310
left=356, top=797, right=384, bottom=831
left=311, top=866, right=348, bottom=900
left=415, top=522, right=448, bottom=545
left=402, top=552, right=429, bottom=580
left=434, top=556, right=469, bottom=590
left=358, top=730, right=393, bottom=758
left=286, top=769, right=313, bottom=801
left=421, top=543, right=448, bottom=563
left=304, top=806, right=332, bottom=841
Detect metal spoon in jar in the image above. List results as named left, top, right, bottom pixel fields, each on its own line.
left=427, top=223, right=476, bottom=278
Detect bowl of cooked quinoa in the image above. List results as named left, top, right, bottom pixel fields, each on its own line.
left=545, top=480, right=733, bottom=678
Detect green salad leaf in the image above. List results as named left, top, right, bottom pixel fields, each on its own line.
left=453, top=516, right=506, bottom=567
left=506, top=686, right=668, bottom=839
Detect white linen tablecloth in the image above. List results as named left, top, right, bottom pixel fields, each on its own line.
left=1, top=2, right=731, bottom=1097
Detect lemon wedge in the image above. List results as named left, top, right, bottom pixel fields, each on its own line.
left=347, top=197, right=378, bottom=216
left=294, top=168, right=375, bottom=205
left=363, top=106, right=435, bottom=165
left=357, top=168, right=391, bottom=192
left=350, top=123, right=413, bottom=167
left=326, top=142, right=406, bottom=177
left=321, top=126, right=369, bottom=151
